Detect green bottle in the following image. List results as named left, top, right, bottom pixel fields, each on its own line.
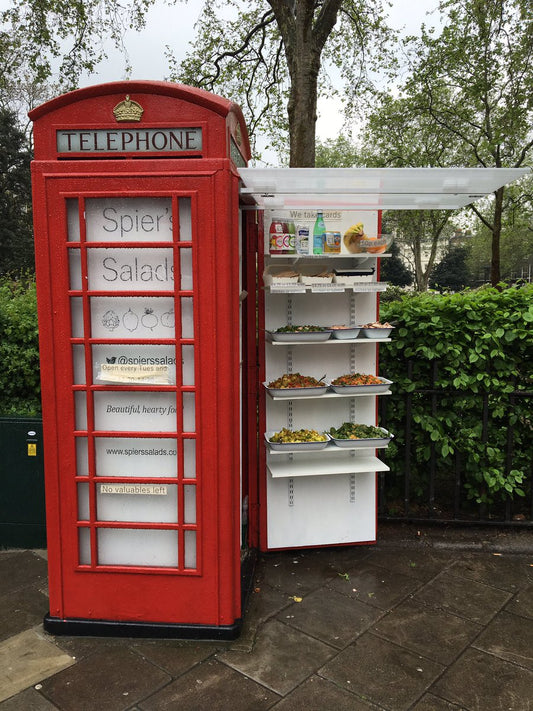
left=313, top=211, right=326, bottom=254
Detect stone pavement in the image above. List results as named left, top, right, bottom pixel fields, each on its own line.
left=1, top=523, right=532, bottom=711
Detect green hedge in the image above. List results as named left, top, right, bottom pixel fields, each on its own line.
left=0, top=274, right=41, bottom=416
left=379, top=284, right=533, bottom=511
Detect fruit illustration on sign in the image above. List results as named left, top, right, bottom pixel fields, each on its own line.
left=141, top=308, right=158, bottom=330
left=102, top=310, right=120, bottom=331
left=122, top=308, right=139, bottom=331
left=161, top=309, right=175, bottom=328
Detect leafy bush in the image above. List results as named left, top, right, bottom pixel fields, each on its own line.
left=379, top=284, right=533, bottom=511
left=0, top=274, right=41, bottom=415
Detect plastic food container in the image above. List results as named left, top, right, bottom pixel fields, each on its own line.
left=361, top=327, right=394, bottom=339
left=329, top=326, right=361, bottom=340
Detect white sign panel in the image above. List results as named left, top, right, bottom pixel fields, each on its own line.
left=94, top=437, right=178, bottom=478
left=93, top=392, right=178, bottom=433
left=87, top=248, right=174, bottom=291
left=91, top=297, right=176, bottom=339
left=84, top=198, right=173, bottom=243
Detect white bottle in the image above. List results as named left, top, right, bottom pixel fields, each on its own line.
left=295, top=224, right=310, bottom=254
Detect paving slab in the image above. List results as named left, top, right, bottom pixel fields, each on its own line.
left=505, top=584, right=533, bottom=620
left=0, top=628, right=74, bottom=704
left=450, top=553, right=533, bottom=593
left=0, top=687, right=60, bottom=711
left=0, top=551, right=48, bottom=597
left=255, top=550, right=348, bottom=595
left=218, top=618, right=335, bottom=696
left=276, top=586, right=382, bottom=649
left=38, top=647, right=171, bottom=711
left=138, top=658, right=279, bottom=711
left=130, top=638, right=225, bottom=676
left=318, top=631, right=444, bottom=711
left=411, top=693, right=466, bottom=710
left=473, top=609, right=533, bottom=671
left=365, top=547, right=457, bottom=582
left=0, top=587, right=50, bottom=643
left=268, top=674, right=376, bottom=710
left=430, top=647, right=533, bottom=710
left=410, top=569, right=511, bottom=624
left=326, top=559, right=423, bottom=610
left=371, top=597, right=482, bottom=666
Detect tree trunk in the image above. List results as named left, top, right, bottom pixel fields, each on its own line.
left=490, top=187, right=504, bottom=286
left=269, top=0, right=342, bottom=167
left=287, top=47, right=321, bottom=166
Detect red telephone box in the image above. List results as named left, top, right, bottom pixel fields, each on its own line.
left=30, top=81, right=257, bottom=639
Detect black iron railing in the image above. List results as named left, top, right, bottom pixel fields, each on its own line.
left=377, top=360, right=533, bottom=527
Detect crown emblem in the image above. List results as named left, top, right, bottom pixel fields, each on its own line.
left=113, top=96, right=144, bottom=123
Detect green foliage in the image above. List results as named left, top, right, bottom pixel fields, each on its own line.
left=380, top=284, right=533, bottom=509
left=0, top=274, right=41, bottom=415
left=0, top=109, right=33, bottom=275
left=429, top=246, right=472, bottom=292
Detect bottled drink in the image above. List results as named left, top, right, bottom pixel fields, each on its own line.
left=295, top=224, right=310, bottom=254
left=286, top=221, right=296, bottom=254
left=313, top=211, right=326, bottom=254
left=269, top=218, right=287, bottom=254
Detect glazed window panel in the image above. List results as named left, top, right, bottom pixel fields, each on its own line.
left=94, top=437, right=178, bottom=478
left=84, top=198, right=173, bottom=243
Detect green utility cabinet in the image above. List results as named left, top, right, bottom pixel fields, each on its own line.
left=0, top=417, right=46, bottom=548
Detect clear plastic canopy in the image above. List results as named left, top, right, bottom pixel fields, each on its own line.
left=238, top=167, right=530, bottom=211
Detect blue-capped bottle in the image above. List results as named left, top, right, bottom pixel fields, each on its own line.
left=313, top=211, right=326, bottom=254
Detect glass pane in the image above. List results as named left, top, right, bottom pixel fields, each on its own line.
left=72, top=345, right=86, bottom=384
left=77, top=483, right=90, bottom=520
left=97, top=483, right=178, bottom=523
left=97, top=528, right=178, bottom=567
left=70, top=297, right=84, bottom=338
left=178, top=198, right=192, bottom=241
left=94, top=437, right=178, bottom=478
left=69, top=250, right=82, bottom=290
left=180, top=248, right=193, bottom=289
left=182, top=392, right=195, bottom=432
left=183, top=439, right=196, bottom=479
left=180, top=297, right=194, bottom=338
left=93, top=391, right=177, bottom=433
left=67, top=199, right=80, bottom=242
left=86, top=248, right=174, bottom=291
left=183, top=485, right=196, bottom=524
left=92, top=344, right=176, bottom=386
left=85, top=198, right=173, bottom=243
left=76, top=438, right=89, bottom=476
left=181, top=345, right=194, bottom=386
left=75, top=392, right=87, bottom=431
left=78, top=527, right=91, bottom=565
left=91, top=297, right=175, bottom=339
left=184, top=530, right=197, bottom=569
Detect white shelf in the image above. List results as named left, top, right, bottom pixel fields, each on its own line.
left=266, top=390, right=391, bottom=401
left=267, top=454, right=390, bottom=478
left=267, top=442, right=391, bottom=454
left=265, top=253, right=391, bottom=259
left=268, top=283, right=387, bottom=294
left=267, top=337, right=391, bottom=346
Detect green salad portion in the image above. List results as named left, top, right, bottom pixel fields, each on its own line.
left=275, top=325, right=328, bottom=333
left=329, top=423, right=386, bottom=440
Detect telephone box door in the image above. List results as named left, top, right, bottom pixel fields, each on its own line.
left=36, top=170, right=242, bottom=634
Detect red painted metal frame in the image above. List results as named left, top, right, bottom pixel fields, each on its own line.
left=33, top=164, right=244, bottom=626
left=30, top=82, right=253, bottom=634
